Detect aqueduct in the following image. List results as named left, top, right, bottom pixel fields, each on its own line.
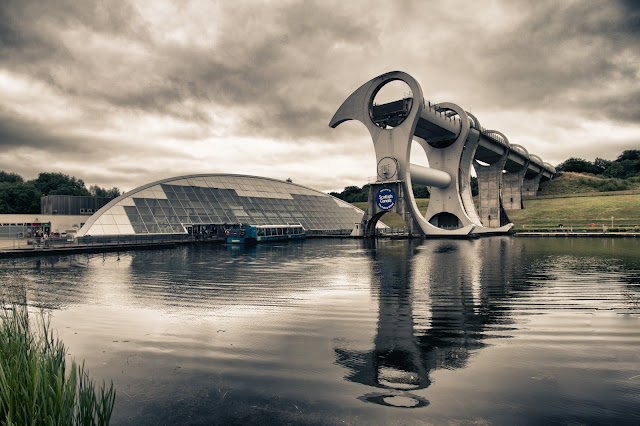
left=330, top=71, right=555, bottom=237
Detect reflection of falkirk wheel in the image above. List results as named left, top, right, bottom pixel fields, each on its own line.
left=330, top=71, right=554, bottom=237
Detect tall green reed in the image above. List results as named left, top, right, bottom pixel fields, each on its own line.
left=0, top=304, right=115, bottom=425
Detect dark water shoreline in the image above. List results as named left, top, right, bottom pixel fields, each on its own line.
left=1, top=231, right=638, bottom=260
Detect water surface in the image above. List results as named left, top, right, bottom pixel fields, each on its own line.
left=1, top=237, right=639, bottom=424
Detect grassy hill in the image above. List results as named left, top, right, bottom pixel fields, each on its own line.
left=510, top=172, right=640, bottom=231
left=537, top=171, right=640, bottom=195
left=351, top=173, right=640, bottom=231
left=508, top=194, right=640, bottom=232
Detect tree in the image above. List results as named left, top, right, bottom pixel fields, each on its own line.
left=105, top=187, right=121, bottom=198
left=330, top=185, right=370, bottom=202
left=470, top=176, right=478, bottom=196
left=603, top=150, right=640, bottom=179
left=89, top=185, right=121, bottom=198
left=593, top=158, right=611, bottom=174
left=617, top=150, right=640, bottom=162
left=0, top=182, right=42, bottom=214
left=30, top=173, right=90, bottom=196
left=0, top=171, right=24, bottom=183
left=556, top=158, right=599, bottom=174
left=411, top=184, right=430, bottom=198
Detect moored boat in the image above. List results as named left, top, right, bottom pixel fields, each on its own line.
left=225, top=224, right=305, bottom=244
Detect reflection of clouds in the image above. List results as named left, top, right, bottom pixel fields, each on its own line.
left=335, top=238, right=525, bottom=406
left=0, top=240, right=372, bottom=317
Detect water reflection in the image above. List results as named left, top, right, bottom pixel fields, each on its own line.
left=1, top=237, right=639, bottom=423
left=335, top=237, right=530, bottom=406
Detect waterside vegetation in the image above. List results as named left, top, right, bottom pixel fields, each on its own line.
left=0, top=304, right=115, bottom=425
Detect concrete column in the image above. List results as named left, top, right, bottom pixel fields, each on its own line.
left=473, top=150, right=509, bottom=228
left=502, top=166, right=528, bottom=210
left=522, top=171, right=543, bottom=197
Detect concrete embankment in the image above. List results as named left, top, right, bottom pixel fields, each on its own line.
left=0, top=237, right=223, bottom=259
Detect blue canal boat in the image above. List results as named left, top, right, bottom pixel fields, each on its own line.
left=225, top=224, right=306, bottom=244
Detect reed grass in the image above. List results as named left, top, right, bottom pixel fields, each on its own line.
left=0, top=304, right=115, bottom=425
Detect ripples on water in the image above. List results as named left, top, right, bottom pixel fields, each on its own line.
left=1, top=237, right=639, bottom=424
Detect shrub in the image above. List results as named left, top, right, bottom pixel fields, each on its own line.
left=596, top=179, right=630, bottom=192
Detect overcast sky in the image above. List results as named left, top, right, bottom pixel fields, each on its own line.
left=1, top=0, right=639, bottom=193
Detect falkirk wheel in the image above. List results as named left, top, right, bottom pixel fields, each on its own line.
left=330, top=71, right=555, bottom=237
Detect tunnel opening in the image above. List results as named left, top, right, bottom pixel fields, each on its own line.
left=429, top=212, right=462, bottom=230
left=370, top=80, right=413, bottom=129
left=367, top=211, right=408, bottom=237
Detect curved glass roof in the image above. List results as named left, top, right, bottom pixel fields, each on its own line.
left=76, top=174, right=364, bottom=236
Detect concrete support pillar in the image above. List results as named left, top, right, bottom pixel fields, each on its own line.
left=501, top=167, right=526, bottom=210
left=473, top=150, right=509, bottom=228
left=522, top=171, right=543, bottom=197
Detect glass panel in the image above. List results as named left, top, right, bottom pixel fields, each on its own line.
left=171, top=224, right=185, bottom=233
left=161, top=207, right=176, bottom=217
left=132, top=224, right=148, bottom=233
left=116, top=223, right=135, bottom=234
left=113, top=215, right=130, bottom=225
left=172, top=207, right=187, bottom=216
left=140, top=215, right=156, bottom=223
left=146, top=224, right=160, bottom=233
left=102, top=224, right=119, bottom=234
left=100, top=215, right=116, bottom=225
left=128, top=215, right=143, bottom=224
left=167, top=216, right=181, bottom=224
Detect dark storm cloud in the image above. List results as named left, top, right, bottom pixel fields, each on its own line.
left=163, top=0, right=380, bottom=139
left=0, top=110, right=91, bottom=153
left=0, top=0, right=638, bottom=191
left=0, top=0, right=148, bottom=72
left=0, top=0, right=379, bottom=141
left=473, top=1, right=640, bottom=122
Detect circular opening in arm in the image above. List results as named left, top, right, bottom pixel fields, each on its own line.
left=369, top=80, right=413, bottom=129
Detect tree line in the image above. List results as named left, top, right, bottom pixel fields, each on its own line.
left=0, top=171, right=121, bottom=214
left=556, top=150, right=640, bottom=179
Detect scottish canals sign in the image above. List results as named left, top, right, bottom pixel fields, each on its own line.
left=376, top=188, right=396, bottom=211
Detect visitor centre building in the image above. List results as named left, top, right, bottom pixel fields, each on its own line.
left=75, top=174, right=365, bottom=238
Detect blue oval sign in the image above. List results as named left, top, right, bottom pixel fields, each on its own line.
left=376, top=188, right=396, bottom=211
